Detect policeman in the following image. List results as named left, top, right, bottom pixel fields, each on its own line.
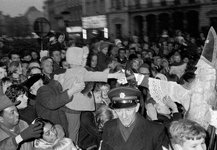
left=101, top=87, right=169, bottom=150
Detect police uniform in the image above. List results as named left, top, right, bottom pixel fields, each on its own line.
left=101, top=87, right=169, bottom=150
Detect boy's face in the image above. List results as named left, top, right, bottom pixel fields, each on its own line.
left=91, top=55, right=97, bottom=68
left=100, top=85, right=110, bottom=99
left=61, top=61, right=68, bottom=69
left=22, top=63, right=28, bottom=75
left=108, top=60, right=116, bottom=69
left=93, top=91, right=102, bottom=104
left=102, top=47, right=108, bottom=55
left=174, top=55, right=181, bottom=63
left=119, top=50, right=125, bottom=59
left=43, top=123, right=57, bottom=143
left=180, top=138, right=206, bottom=150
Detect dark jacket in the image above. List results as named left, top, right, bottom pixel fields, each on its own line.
left=101, top=113, right=169, bottom=150
left=35, top=80, right=71, bottom=136
left=19, top=105, right=37, bottom=125
left=78, top=111, right=102, bottom=149
left=97, top=52, right=108, bottom=71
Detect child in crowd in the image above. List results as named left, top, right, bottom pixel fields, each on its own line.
left=168, top=119, right=206, bottom=150
left=33, top=118, right=78, bottom=150
left=94, top=82, right=111, bottom=106
left=62, top=46, right=123, bottom=111
left=95, top=105, right=116, bottom=132
left=8, top=61, right=26, bottom=84
left=61, top=46, right=123, bottom=143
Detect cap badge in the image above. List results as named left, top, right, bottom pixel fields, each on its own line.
left=120, top=92, right=126, bottom=99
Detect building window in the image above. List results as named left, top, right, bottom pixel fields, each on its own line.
left=115, top=24, right=122, bottom=39
left=116, top=0, right=121, bottom=10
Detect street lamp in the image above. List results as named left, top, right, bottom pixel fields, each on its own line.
left=61, top=10, right=71, bottom=41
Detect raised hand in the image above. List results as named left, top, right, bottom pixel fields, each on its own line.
left=163, top=96, right=178, bottom=113
left=69, top=79, right=85, bottom=94
left=20, top=123, right=43, bottom=141
left=146, top=103, right=158, bottom=121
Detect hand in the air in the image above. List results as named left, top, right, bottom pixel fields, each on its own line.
left=20, top=123, right=43, bottom=141
left=146, top=103, right=158, bottom=121
left=163, top=96, right=178, bottom=113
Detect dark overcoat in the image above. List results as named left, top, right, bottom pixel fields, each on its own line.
left=35, top=80, right=71, bottom=136
left=101, top=113, right=169, bottom=150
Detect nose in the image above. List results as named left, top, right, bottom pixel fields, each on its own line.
left=122, top=111, right=127, bottom=119
left=14, top=110, right=19, bottom=117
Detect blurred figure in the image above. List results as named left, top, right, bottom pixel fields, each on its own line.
left=31, top=51, right=39, bottom=61
left=8, top=50, right=20, bottom=62
left=41, top=56, right=53, bottom=80
left=97, top=42, right=109, bottom=71
left=21, top=61, right=29, bottom=77
left=8, top=61, right=26, bottom=84
left=28, top=60, right=41, bottom=70
left=61, top=49, right=66, bottom=59
left=60, top=59, right=68, bottom=69
left=1, top=77, right=12, bottom=94
left=50, top=49, right=61, bottom=72
left=22, top=51, right=32, bottom=62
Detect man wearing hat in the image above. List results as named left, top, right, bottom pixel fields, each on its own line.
left=0, top=95, right=43, bottom=149
left=101, top=87, right=169, bottom=150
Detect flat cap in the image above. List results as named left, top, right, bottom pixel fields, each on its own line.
left=108, top=87, right=141, bottom=109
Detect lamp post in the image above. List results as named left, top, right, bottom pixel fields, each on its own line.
left=61, top=10, right=71, bottom=41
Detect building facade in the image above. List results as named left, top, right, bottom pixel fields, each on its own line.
left=82, top=0, right=107, bottom=40
left=107, top=0, right=217, bottom=41
left=44, top=0, right=83, bottom=36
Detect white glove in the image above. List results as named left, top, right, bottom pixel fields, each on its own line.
left=117, top=77, right=128, bottom=85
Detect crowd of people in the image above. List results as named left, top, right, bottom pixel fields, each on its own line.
left=0, top=29, right=217, bottom=150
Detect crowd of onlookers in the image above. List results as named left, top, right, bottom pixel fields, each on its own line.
left=0, top=29, right=217, bottom=150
